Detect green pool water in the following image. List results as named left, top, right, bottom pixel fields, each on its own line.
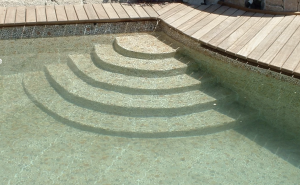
left=1, top=32, right=300, bottom=184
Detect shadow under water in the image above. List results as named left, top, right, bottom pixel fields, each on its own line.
left=234, top=120, right=300, bottom=169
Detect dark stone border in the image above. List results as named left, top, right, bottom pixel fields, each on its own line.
left=0, top=21, right=159, bottom=40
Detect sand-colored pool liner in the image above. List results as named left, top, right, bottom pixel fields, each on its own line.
left=20, top=34, right=257, bottom=137
left=1, top=2, right=300, bottom=184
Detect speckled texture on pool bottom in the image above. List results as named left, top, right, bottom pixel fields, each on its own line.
left=2, top=30, right=300, bottom=184
left=1, top=75, right=300, bottom=184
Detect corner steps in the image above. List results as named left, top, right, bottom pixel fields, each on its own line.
left=22, top=34, right=258, bottom=137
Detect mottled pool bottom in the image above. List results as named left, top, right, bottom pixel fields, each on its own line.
left=1, top=32, right=300, bottom=184
left=1, top=73, right=300, bottom=184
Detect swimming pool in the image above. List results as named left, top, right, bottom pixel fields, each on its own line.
left=1, top=22, right=300, bottom=184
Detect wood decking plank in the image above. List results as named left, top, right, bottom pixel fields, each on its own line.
left=112, top=3, right=129, bottom=19
left=5, top=7, right=17, bottom=24
left=74, top=4, right=88, bottom=21
left=192, top=7, right=237, bottom=39
left=15, top=6, right=26, bottom=24
left=269, top=26, right=300, bottom=69
left=26, top=6, right=36, bottom=23
left=36, top=6, right=46, bottom=22
left=102, top=3, right=119, bottom=19
left=216, top=13, right=264, bottom=51
left=171, top=5, right=209, bottom=28
left=159, top=4, right=186, bottom=20
left=177, top=4, right=220, bottom=32
left=164, top=4, right=197, bottom=24
left=200, top=9, right=245, bottom=44
left=121, top=3, right=139, bottom=18
left=45, top=6, right=57, bottom=22
left=281, top=42, right=300, bottom=73
left=293, top=61, right=300, bottom=76
left=64, top=5, right=78, bottom=21
left=151, top=4, right=162, bottom=12
left=131, top=4, right=149, bottom=18
left=55, top=5, right=68, bottom=22
left=247, top=15, right=295, bottom=62
left=207, top=11, right=254, bottom=48
left=93, top=4, right=109, bottom=19
left=258, top=16, right=300, bottom=65
left=227, top=14, right=273, bottom=55
left=142, top=4, right=158, bottom=18
left=237, top=15, right=284, bottom=59
left=184, top=6, right=230, bottom=36
left=0, top=7, right=6, bottom=24
left=157, top=3, right=179, bottom=15
left=84, top=4, right=99, bottom=20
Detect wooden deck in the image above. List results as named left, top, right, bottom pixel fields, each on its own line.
left=1, top=2, right=300, bottom=76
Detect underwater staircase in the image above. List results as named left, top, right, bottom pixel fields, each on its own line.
left=23, top=34, right=258, bottom=138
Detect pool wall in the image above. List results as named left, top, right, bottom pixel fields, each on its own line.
left=0, top=21, right=158, bottom=41
left=159, top=22, right=300, bottom=137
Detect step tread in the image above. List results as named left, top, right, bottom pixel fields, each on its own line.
left=23, top=72, right=256, bottom=136
left=114, top=35, right=178, bottom=59
left=69, top=54, right=213, bottom=93
left=116, top=35, right=177, bottom=54
left=46, top=63, right=233, bottom=110
left=93, top=44, right=189, bottom=72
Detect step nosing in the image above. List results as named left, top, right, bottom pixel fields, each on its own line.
left=68, top=54, right=213, bottom=94
left=92, top=44, right=191, bottom=77
left=46, top=64, right=232, bottom=107
left=44, top=63, right=234, bottom=117
left=113, top=35, right=178, bottom=59
left=23, top=71, right=254, bottom=137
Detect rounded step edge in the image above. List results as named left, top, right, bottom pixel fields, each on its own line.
left=113, top=35, right=178, bottom=59
left=91, top=44, right=197, bottom=78
left=67, top=54, right=217, bottom=95
left=22, top=72, right=256, bottom=138
left=44, top=63, right=236, bottom=117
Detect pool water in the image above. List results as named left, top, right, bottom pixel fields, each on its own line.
left=1, top=32, right=300, bottom=184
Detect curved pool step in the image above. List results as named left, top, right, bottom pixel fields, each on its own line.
left=68, top=54, right=215, bottom=95
left=45, top=63, right=235, bottom=117
left=113, top=35, right=178, bottom=59
left=23, top=72, right=256, bottom=138
left=92, top=44, right=199, bottom=78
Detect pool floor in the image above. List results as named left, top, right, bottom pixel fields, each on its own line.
left=1, top=73, right=300, bottom=184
